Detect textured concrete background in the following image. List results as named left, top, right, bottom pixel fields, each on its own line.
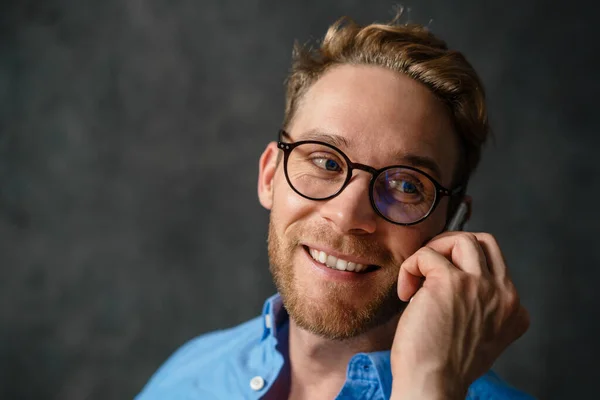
left=1, top=0, right=598, bottom=399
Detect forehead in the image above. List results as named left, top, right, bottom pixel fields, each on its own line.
left=289, top=64, right=460, bottom=184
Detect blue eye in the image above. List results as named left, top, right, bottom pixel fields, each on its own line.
left=399, top=181, right=417, bottom=193
left=325, top=159, right=339, bottom=171
left=388, top=179, right=420, bottom=195
left=310, top=155, right=344, bottom=173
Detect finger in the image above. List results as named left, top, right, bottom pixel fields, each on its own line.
left=472, top=233, right=509, bottom=281
left=397, top=247, right=456, bottom=301
left=397, top=267, right=423, bottom=302
left=425, top=232, right=490, bottom=277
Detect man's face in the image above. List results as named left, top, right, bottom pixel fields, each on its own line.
left=258, top=65, right=461, bottom=339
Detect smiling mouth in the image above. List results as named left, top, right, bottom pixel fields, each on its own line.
left=303, top=246, right=380, bottom=273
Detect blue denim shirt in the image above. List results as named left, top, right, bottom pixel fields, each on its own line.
left=137, top=294, right=534, bottom=399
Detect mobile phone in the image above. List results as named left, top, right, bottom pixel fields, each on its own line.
left=446, top=200, right=468, bottom=232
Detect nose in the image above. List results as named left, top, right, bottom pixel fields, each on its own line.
left=318, top=172, right=377, bottom=235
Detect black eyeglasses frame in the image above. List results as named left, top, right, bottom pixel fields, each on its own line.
left=276, top=129, right=463, bottom=226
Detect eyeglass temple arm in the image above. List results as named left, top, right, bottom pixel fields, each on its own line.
left=452, top=186, right=464, bottom=195
left=442, top=185, right=465, bottom=197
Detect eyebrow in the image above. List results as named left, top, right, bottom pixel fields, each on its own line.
left=293, top=129, right=351, bottom=149
left=395, top=153, right=442, bottom=180
left=286, top=129, right=443, bottom=180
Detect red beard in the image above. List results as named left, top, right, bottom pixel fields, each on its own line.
left=267, top=219, right=406, bottom=340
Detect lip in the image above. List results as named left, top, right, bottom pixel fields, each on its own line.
left=301, top=245, right=379, bottom=282
left=300, top=242, right=379, bottom=267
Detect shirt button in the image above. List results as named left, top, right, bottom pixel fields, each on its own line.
left=250, top=376, right=265, bottom=391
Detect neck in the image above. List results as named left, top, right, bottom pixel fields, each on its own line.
left=284, top=314, right=400, bottom=400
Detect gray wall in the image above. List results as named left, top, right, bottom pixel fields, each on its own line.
left=1, top=0, right=598, bottom=398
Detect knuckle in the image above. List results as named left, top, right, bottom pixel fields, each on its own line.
left=457, top=232, right=478, bottom=245
left=406, top=246, right=428, bottom=260
left=417, top=246, right=435, bottom=255
left=477, top=232, right=500, bottom=248
left=413, top=246, right=434, bottom=261
left=504, top=289, right=520, bottom=312
left=453, top=232, right=480, bottom=253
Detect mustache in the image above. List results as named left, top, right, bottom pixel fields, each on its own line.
left=291, top=224, right=395, bottom=266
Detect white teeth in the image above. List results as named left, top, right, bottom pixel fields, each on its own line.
left=318, top=251, right=327, bottom=264
left=326, top=255, right=337, bottom=268
left=310, top=248, right=318, bottom=259
left=308, top=247, right=367, bottom=273
left=335, top=258, right=348, bottom=271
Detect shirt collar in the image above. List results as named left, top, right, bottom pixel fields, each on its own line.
left=364, top=351, right=393, bottom=399
left=260, top=293, right=286, bottom=341
left=259, top=293, right=393, bottom=397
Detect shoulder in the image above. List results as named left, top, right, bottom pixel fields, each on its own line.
left=468, top=370, right=535, bottom=399
left=135, top=316, right=264, bottom=400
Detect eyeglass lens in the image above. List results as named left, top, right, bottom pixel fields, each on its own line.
left=285, top=142, right=437, bottom=224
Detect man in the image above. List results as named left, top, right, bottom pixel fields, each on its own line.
left=137, top=13, right=532, bottom=400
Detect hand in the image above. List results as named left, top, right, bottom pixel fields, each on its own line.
left=389, top=232, right=530, bottom=399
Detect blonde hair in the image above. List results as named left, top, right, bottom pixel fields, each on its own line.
left=283, top=14, right=490, bottom=186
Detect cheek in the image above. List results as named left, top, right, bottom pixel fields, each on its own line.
left=430, top=197, right=451, bottom=231
left=270, top=171, right=318, bottom=232
left=419, top=207, right=448, bottom=242
left=383, top=215, right=447, bottom=262
left=384, top=227, right=428, bottom=261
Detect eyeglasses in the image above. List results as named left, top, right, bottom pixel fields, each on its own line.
left=277, top=129, right=463, bottom=226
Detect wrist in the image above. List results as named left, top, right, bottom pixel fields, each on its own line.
left=390, top=369, right=467, bottom=400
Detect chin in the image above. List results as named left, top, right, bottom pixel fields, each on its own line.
left=280, top=274, right=404, bottom=340
left=267, top=220, right=404, bottom=339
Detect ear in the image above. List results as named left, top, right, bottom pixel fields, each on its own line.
left=257, top=142, right=280, bottom=210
